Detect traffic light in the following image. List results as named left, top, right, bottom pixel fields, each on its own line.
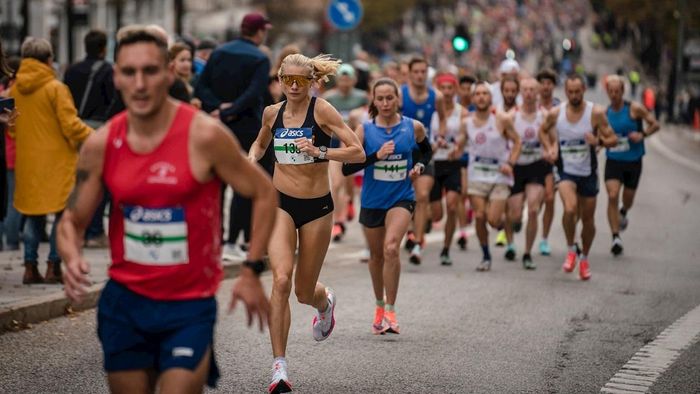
left=452, top=24, right=470, bottom=53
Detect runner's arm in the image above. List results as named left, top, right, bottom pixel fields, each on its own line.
left=341, top=124, right=374, bottom=175
left=632, top=101, right=660, bottom=137
left=593, top=106, right=618, bottom=148
left=57, top=128, right=108, bottom=302
left=414, top=120, right=432, bottom=166
left=500, top=113, right=521, bottom=166
left=435, top=90, right=448, bottom=137
left=248, top=105, right=276, bottom=162
left=539, top=108, right=559, bottom=161
left=308, top=97, right=365, bottom=163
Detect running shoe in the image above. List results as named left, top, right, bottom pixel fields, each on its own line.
left=476, top=259, right=492, bottom=272
left=574, top=243, right=582, bottom=257
left=579, top=258, right=591, bottom=281
left=522, top=254, right=536, bottom=270
left=404, top=231, right=416, bottom=251
left=372, top=306, right=387, bottom=335
left=359, top=248, right=370, bottom=263
left=539, top=239, right=551, bottom=256
left=409, top=244, right=422, bottom=265
left=222, top=243, right=247, bottom=261
left=312, top=288, right=336, bottom=341
left=505, top=244, right=516, bottom=261
left=611, top=236, right=624, bottom=256
left=346, top=202, right=355, bottom=221
left=562, top=251, right=577, bottom=273
left=467, top=208, right=474, bottom=224
left=269, top=360, right=292, bottom=393
left=495, top=230, right=507, bottom=247
left=457, top=233, right=468, bottom=250
left=440, top=249, right=452, bottom=266
left=619, top=209, right=629, bottom=231
left=383, top=310, right=400, bottom=334
left=331, top=223, right=343, bottom=242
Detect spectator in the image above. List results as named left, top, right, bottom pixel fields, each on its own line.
left=169, top=42, right=201, bottom=108
left=64, top=29, right=115, bottom=249
left=10, top=37, right=92, bottom=284
left=1, top=56, right=22, bottom=251
left=64, top=29, right=114, bottom=128
left=193, top=38, right=217, bottom=78
left=195, top=12, right=273, bottom=257
left=0, top=41, right=15, bottom=248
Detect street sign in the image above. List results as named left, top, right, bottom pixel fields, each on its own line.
left=327, top=0, right=363, bottom=31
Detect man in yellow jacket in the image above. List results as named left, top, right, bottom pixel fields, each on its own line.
left=10, top=37, right=92, bottom=284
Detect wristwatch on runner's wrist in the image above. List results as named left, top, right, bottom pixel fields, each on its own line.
left=243, top=259, right=266, bottom=277
left=318, top=146, right=327, bottom=160
left=415, top=163, right=425, bottom=174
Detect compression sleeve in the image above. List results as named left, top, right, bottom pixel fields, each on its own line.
left=342, top=152, right=379, bottom=176
left=416, top=137, right=433, bottom=166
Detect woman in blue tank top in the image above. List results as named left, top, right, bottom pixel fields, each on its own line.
left=342, top=77, right=432, bottom=335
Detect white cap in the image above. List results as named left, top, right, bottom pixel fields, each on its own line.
left=499, top=59, right=520, bottom=74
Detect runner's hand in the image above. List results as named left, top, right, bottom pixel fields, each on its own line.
left=229, top=272, right=270, bottom=332
left=499, top=163, right=513, bottom=177
left=63, top=255, right=92, bottom=304
left=628, top=131, right=643, bottom=143
left=376, top=141, right=395, bottom=160
left=295, top=138, right=318, bottom=157
left=408, top=164, right=422, bottom=181
left=0, top=108, right=18, bottom=128
left=584, top=132, right=598, bottom=146
left=448, top=147, right=461, bottom=161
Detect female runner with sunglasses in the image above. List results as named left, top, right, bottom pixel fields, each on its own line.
left=249, top=54, right=364, bottom=393
left=342, top=78, right=432, bottom=334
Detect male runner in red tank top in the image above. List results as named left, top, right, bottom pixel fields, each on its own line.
left=57, top=27, right=277, bottom=393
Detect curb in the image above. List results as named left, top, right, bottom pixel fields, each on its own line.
left=0, top=261, right=243, bottom=334
left=648, top=129, right=700, bottom=174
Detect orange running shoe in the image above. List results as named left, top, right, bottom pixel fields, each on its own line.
left=579, top=258, right=591, bottom=280
left=562, top=251, right=577, bottom=273
left=384, top=310, right=400, bottom=334
left=346, top=202, right=355, bottom=221
left=331, top=223, right=343, bottom=242
left=372, top=306, right=387, bottom=335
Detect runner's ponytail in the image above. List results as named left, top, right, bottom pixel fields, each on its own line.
left=278, top=53, right=341, bottom=83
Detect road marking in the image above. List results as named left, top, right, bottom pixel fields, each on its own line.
left=600, top=302, right=700, bottom=393
left=647, top=134, right=700, bottom=173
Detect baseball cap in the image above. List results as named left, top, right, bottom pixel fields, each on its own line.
left=197, top=38, right=217, bottom=51
left=499, top=59, right=520, bottom=74
left=337, top=63, right=356, bottom=78
left=241, top=13, right=272, bottom=33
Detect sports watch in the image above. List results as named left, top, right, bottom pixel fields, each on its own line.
left=318, top=145, right=328, bottom=160
left=243, top=259, right=266, bottom=277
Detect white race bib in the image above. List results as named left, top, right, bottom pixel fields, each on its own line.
left=123, top=205, right=189, bottom=265
left=374, top=155, right=408, bottom=182
left=472, top=156, right=501, bottom=183
left=609, top=137, right=630, bottom=153
left=433, top=142, right=455, bottom=161
left=518, top=140, right=542, bottom=164
left=560, top=139, right=589, bottom=163
left=274, top=127, right=314, bottom=165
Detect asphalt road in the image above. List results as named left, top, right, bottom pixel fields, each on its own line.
left=0, top=122, right=698, bottom=393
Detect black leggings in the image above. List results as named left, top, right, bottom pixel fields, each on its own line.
left=279, top=191, right=334, bottom=229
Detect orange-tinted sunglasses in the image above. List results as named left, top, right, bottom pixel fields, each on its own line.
left=280, top=74, right=314, bottom=88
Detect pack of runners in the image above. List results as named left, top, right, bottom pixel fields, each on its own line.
left=57, top=25, right=659, bottom=393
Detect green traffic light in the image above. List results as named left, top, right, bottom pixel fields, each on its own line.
left=452, top=36, right=469, bottom=52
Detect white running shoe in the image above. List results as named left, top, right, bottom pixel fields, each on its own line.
left=222, top=243, right=246, bottom=261
left=360, top=248, right=370, bottom=263
left=409, top=244, right=422, bottom=265
left=269, top=359, right=292, bottom=393
left=312, top=288, right=336, bottom=341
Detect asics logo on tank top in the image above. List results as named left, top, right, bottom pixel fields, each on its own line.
left=147, top=161, right=178, bottom=185
left=416, top=109, right=425, bottom=120
left=113, top=137, right=123, bottom=149
left=279, top=128, right=308, bottom=138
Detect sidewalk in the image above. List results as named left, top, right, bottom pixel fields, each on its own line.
left=649, top=123, right=700, bottom=173
left=0, top=244, right=243, bottom=333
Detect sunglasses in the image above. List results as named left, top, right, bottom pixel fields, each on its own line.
left=280, top=74, right=314, bottom=88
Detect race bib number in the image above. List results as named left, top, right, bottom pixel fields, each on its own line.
left=274, top=128, right=314, bottom=165
left=560, top=139, right=589, bottom=163
left=123, top=205, right=188, bottom=265
left=609, top=137, right=630, bottom=153
left=473, top=156, right=501, bottom=182
left=519, top=140, right=542, bottom=163
left=374, top=154, right=408, bottom=182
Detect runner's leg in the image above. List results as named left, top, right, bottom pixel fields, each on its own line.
left=268, top=209, right=298, bottom=358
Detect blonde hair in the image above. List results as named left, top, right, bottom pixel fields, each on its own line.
left=278, top=53, right=341, bottom=83
left=606, top=74, right=625, bottom=90
left=272, top=44, right=301, bottom=76
left=21, top=37, right=53, bottom=63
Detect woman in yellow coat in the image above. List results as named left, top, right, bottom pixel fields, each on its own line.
left=10, top=37, right=92, bottom=284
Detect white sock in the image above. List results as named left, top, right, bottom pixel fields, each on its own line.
left=274, top=357, right=287, bottom=366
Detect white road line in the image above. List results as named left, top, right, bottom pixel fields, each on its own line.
left=600, top=303, right=700, bottom=393
left=647, top=134, right=700, bottom=173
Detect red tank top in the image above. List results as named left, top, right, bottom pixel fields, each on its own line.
left=103, top=103, right=222, bottom=300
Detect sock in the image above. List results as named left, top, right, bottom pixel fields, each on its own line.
left=541, top=237, right=548, bottom=242
left=569, top=245, right=577, bottom=253
left=481, top=244, right=491, bottom=260
left=612, top=233, right=620, bottom=240
left=459, top=226, right=467, bottom=236
left=441, top=247, right=449, bottom=256
left=385, top=304, right=395, bottom=312
left=376, top=299, right=385, bottom=308
left=523, top=252, right=531, bottom=259
left=508, top=242, right=516, bottom=249
left=580, top=254, right=587, bottom=261
left=274, top=356, right=287, bottom=366
left=620, top=207, right=627, bottom=216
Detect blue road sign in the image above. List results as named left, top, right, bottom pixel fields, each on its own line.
left=327, top=0, right=363, bottom=31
